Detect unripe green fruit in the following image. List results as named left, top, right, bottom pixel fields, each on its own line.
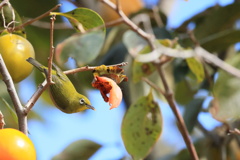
left=0, top=34, right=35, bottom=82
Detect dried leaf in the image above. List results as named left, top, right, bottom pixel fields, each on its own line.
left=186, top=57, right=205, bottom=83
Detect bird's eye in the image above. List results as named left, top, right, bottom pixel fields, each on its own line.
left=79, top=98, right=85, bottom=105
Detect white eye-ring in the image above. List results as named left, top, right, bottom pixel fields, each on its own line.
left=79, top=98, right=85, bottom=105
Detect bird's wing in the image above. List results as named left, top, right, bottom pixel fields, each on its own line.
left=52, top=63, right=69, bottom=82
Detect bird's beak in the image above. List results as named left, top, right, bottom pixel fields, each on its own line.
left=86, top=104, right=96, bottom=111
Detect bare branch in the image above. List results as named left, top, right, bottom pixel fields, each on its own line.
left=142, top=77, right=165, bottom=95
left=47, top=14, right=56, bottom=84
left=25, top=62, right=128, bottom=112
left=24, top=80, right=48, bottom=113
left=13, top=4, right=62, bottom=31
left=21, top=18, right=72, bottom=29
left=63, top=62, right=128, bottom=75
left=99, top=0, right=155, bottom=49
left=24, top=15, right=57, bottom=113
left=99, top=0, right=199, bottom=159
left=154, top=63, right=199, bottom=160
left=0, top=54, right=27, bottom=134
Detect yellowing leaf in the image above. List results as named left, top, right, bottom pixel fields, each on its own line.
left=186, top=57, right=205, bottom=83
left=121, top=91, right=162, bottom=160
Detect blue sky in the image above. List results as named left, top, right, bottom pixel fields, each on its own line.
left=18, top=0, right=233, bottom=160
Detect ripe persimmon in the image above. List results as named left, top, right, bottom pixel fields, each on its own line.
left=0, top=128, right=36, bottom=160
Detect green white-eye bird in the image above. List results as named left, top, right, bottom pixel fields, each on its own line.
left=27, top=57, right=95, bottom=113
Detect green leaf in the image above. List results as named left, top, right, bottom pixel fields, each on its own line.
left=194, top=3, right=240, bottom=40
left=132, top=44, right=157, bottom=83
left=132, top=60, right=156, bottom=83
left=54, top=8, right=105, bottom=66
left=0, top=2, right=25, bottom=37
left=122, top=30, right=147, bottom=54
left=183, top=98, right=204, bottom=133
left=28, top=110, right=44, bottom=122
left=52, top=139, right=101, bottom=160
left=186, top=57, right=205, bottom=83
left=121, top=91, right=163, bottom=160
left=124, top=36, right=170, bottom=83
left=200, top=29, right=240, bottom=52
left=56, top=31, right=105, bottom=66
left=173, top=59, right=189, bottom=83
left=51, top=8, right=105, bottom=33
left=0, top=97, right=18, bottom=126
left=210, top=53, right=240, bottom=121
left=177, top=3, right=240, bottom=52
left=132, top=44, right=156, bottom=83
left=175, top=80, right=197, bottom=105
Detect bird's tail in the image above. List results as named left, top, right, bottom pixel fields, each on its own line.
left=27, top=57, right=46, bottom=73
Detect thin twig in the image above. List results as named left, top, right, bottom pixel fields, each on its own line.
left=152, top=6, right=164, bottom=28
left=0, top=110, right=5, bottom=129
left=13, top=4, right=62, bottom=31
left=0, top=54, right=27, bottom=134
left=141, top=77, right=165, bottom=95
left=25, top=62, right=128, bottom=112
left=24, top=80, right=48, bottom=113
left=100, top=0, right=155, bottom=49
left=24, top=15, right=57, bottom=113
left=21, top=18, right=72, bottom=29
left=155, top=63, right=199, bottom=160
left=99, top=0, right=199, bottom=159
left=47, top=14, right=56, bottom=84
left=80, top=18, right=124, bottom=34
left=63, top=62, right=128, bottom=75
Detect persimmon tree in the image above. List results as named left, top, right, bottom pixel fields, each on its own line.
left=1, top=0, right=240, bottom=160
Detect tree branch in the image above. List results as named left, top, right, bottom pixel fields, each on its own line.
left=47, top=14, right=56, bottom=84
left=0, top=54, right=28, bottom=134
left=99, top=0, right=155, bottom=49
left=63, top=62, right=128, bottom=75
left=155, top=63, right=199, bottom=160
left=142, top=77, right=165, bottom=95
left=24, top=15, right=57, bottom=114
left=13, top=4, right=62, bottom=31
left=99, top=0, right=199, bottom=159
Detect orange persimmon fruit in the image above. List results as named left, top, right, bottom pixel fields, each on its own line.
left=92, top=76, right=122, bottom=109
left=0, top=128, right=36, bottom=160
